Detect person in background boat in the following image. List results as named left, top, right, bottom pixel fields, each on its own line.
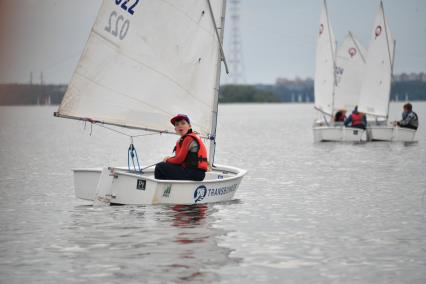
left=334, top=109, right=347, bottom=122
left=344, top=106, right=367, bottom=130
left=154, top=114, right=208, bottom=181
left=393, top=103, right=419, bottom=130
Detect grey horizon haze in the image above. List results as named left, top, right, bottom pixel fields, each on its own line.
left=0, top=0, right=425, bottom=85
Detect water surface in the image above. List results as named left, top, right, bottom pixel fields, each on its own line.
left=1, top=103, right=425, bottom=283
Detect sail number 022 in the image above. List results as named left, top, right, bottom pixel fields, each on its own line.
left=115, top=0, right=140, bottom=15
left=105, top=11, right=130, bottom=40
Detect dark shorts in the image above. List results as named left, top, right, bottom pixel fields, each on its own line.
left=350, top=124, right=366, bottom=130
left=154, top=162, right=206, bottom=181
left=400, top=124, right=418, bottom=130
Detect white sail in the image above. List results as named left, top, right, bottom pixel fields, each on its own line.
left=314, top=0, right=336, bottom=116
left=358, top=1, right=394, bottom=118
left=57, top=0, right=224, bottom=137
left=334, top=32, right=366, bottom=112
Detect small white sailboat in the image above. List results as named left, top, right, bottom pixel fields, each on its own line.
left=55, top=0, right=246, bottom=205
left=313, top=0, right=367, bottom=142
left=359, top=1, right=416, bottom=141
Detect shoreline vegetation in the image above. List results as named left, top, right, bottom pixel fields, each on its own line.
left=1, top=73, right=426, bottom=105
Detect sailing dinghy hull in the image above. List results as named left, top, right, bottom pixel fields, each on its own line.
left=368, top=126, right=416, bottom=142
left=74, top=165, right=246, bottom=205
left=313, top=126, right=367, bottom=142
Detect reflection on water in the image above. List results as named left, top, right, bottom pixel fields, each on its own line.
left=170, top=204, right=208, bottom=229
left=0, top=203, right=236, bottom=283
left=0, top=103, right=426, bottom=283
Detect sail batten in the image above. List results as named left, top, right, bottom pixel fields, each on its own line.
left=60, top=76, right=211, bottom=134
left=57, top=0, right=225, bottom=138
left=77, top=31, right=213, bottom=109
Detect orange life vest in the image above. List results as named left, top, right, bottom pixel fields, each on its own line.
left=351, top=112, right=365, bottom=126
left=175, top=132, right=208, bottom=171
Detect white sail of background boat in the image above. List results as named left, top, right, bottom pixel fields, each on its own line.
left=358, top=1, right=394, bottom=119
left=314, top=0, right=336, bottom=117
left=334, top=32, right=367, bottom=113
left=55, top=0, right=246, bottom=205
left=358, top=1, right=416, bottom=141
left=313, top=0, right=367, bottom=142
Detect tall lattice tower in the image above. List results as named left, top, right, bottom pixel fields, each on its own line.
left=227, top=0, right=246, bottom=84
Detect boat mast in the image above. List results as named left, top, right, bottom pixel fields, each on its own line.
left=324, top=0, right=337, bottom=117
left=208, top=0, right=227, bottom=166
left=386, top=39, right=396, bottom=122
left=382, top=0, right=395, bottom=122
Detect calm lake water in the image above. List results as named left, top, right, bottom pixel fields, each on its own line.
left=1, top=103, right=425, bottom=283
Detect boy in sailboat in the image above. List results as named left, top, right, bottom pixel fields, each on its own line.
left=334, top=109, right=347, bottom=122
left=154, top=114, right=208, bottom=181
left=393, top=103, right=418, bottom=130
left=344, top=106, right=367, bottom=130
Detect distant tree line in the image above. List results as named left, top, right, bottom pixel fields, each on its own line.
left=0, top=84, right=66, bottom=105
left=391, top=81, right=426, bottom=101
left=1, top=79, right=426, bottom=105
left=219, top=85, right=279, bottom=103
left=221, top=81, right=426, bottom=103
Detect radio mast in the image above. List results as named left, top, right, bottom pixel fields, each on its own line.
left=227, top=0, right=246, bottom=84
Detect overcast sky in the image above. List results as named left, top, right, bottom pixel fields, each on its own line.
left=0, top=0, right=425, bottom=84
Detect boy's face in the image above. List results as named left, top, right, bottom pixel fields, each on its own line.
left=174, top=120, right=191, bottom=136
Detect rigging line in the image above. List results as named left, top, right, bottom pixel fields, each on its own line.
left=314, top=106, right=333, bottom=117
left=206, top=0, right=229, bottom=74
left=95, top=123, right=163, bottom=138
left=140, top=162, right=161, bottom=172
left=422, top=189, right=426, bottom=221
left=133, top=132, right=164, bottom=138
left=93, top=120, right=212, bottom=140
left=86, top=115, right=208, bottom=139
left=56, top=112, right=181, bottom=136
left=72, top=115, right=212, bottom=140
left=133, top=147, right=142, bottom=173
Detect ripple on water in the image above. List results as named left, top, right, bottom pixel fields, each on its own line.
left=1, top=104, right=426, bottom=283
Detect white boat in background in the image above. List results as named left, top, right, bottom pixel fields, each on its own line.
left=54, top=0, right=246, bottom=205
left=313, top=0, right=367, bottom=142
left=358, top=1, right=416, bottom=142
left=313, top=126, right=368, bottom=143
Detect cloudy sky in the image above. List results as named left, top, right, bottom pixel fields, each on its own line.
left=0, top=0, right=425, bottom=84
